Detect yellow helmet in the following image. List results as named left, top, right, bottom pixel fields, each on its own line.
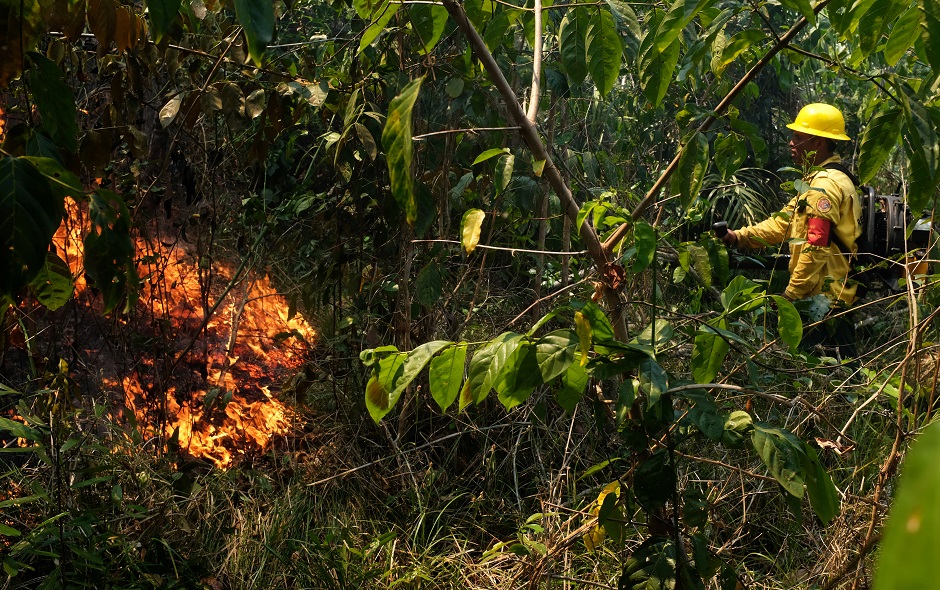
left=786, top=103, right=851, bottom=141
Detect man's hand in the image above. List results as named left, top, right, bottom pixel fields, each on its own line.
left=720, top=229, right=738, bottom=246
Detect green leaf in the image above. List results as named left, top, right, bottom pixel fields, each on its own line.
left=360, top=0, right=400, bottom=52
left=722, top=410, right=752, bottom=447
left=415, top=262, right=442, bottom=308
left=682, top=390, right=724, bottom=441
left=858, top=105, right=902, bottom=184
left=874, top=420, right=940, bottom=589
left=632, top=219, right=657, bottom=273
left=0, top=523, right=20, bottom=537
left=884, top=5, right=923, bottom=66
left=0, top=416, right=43, bottom=441
left=856, top=0, right=896, bottom=57
left=29, top=253, right=74, bottom=310
left=464, top=0, right=495, bottom=30
left=751, top=423, right=806, bottom=498
left=0, top=156, right=64, bottom=303
left=899, top=84, right=939, bottom=214
left=771, top=295, right=802, bottom=351
left=585, top=8, right=621, bottom=96
left=483, top=9, right=520, bottom=52
left=716, top=29, right=766, bottom=75
left=605, top=0, right=641, bottom=40
left=494, top=340, right=542, bottom=409
left=683, top=487, right=709, bottom=529
left=365, top=352, right=406, bottom=423
left=27, top=53, right=79, bottom=153
left=559, top=7, right=590, bottom=84
left=669, top=131, right=709, bottom=211
left=572, top=301, right=615, bottom=343
left=234, top=0, right=275, bottom=66
left=656, top=0, right=707, bottom=53
left=802, top=445, right=839, bottom=525
left=634, top=450, right=676, bottom=510
left=382, top=77, right=424, bottom=225
left=620, top=538, right=678, bottom=590
left=473, top=147, right=510, bottom=165
left=714, top=133, right=747, bottom=180
left=638, top=358, right=667, bottom=410
left=919, top=0, right=940, bottom=72
left=20, top=157, right=82, bottom=201
left=429, top=343, right=467, bottom=411
left=691, top=324, right=730, bottom=384
left=557, top=358, right=588, bottom=412
left=639, top=11, right=680, bottom=106
left=495, top=154, right=514, bottom=195
left=536, top=330, right=578, bottom=383
left=366, top=341, right=451, bottom=423
left=779, top=0, right=815, bottom=23
left=460, top=208, right=485, bottom=254
left=146, top=0, right=182, bottom=43
left=84, top=189, right=139, bottom=314
left=460, top=332, right=522, bottom=408
left=410, top=3, right=448, bottom=54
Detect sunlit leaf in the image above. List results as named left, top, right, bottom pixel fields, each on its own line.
left=771, top=295, right=802, bottom=351
left=360, top=0, right=400, bottom=51
left=638, top=11, right=680, bottom=106
left=884, top=5, right=922, bottom=66
left=29, top=253, right=73, bottom=310
left=716, top=29, right=765, bottom=75
left=494, top=340, right=541, bottom=409
left=874, top=420, right=940, bottom=589
left=656, top=0, right=707, bottom=53
left=751, top=423, right=806, bottom=498
left=461, top=208, right=485, bottom=254
left=536, top=330, right=578, bottom=383
left=473, top=147, right=510, bottom=165
left=495, top=154, right=514, bottom=195
left=691, top=324, right=729, bottom=384
left=557, top=358, right=588, bottom=412
left=382, top=77, right=424, bottom=224
left=160, top=94, right=183, bottom=128
left=429, top=343, right=467, bottom=412
left=461, top=332, right=521, bottom=409
left=574, top=312, right=592, bottom=364
left=0, top=0, right=45, bottom=88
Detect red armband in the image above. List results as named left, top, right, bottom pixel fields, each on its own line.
left=807, top=217, right=831, bottom=247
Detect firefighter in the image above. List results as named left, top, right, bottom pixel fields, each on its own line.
left=720, top=103, right=861, bottom=359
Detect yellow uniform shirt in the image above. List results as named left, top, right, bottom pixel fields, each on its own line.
left=735, top=155, right=861, bottom=305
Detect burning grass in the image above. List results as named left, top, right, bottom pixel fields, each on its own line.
left=48, top=197, right=315, bottom=468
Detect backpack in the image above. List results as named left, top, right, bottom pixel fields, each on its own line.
left=823, top=162, right=933, bottom=290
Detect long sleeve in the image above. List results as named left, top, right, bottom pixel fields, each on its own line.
left=735, top=198, right=797, bottom=249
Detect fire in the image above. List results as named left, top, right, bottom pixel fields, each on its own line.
left=54, top=197, right=315, bottom=468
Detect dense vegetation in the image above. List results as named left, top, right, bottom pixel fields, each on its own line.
left=1, top=0, right=939, bottom=587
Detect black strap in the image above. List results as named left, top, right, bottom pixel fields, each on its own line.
left=820, top=162, right=857, bottom=258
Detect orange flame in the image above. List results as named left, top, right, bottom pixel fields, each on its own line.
left=55, top=198, right=315, bottom=468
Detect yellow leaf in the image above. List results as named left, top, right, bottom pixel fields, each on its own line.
left=461, top=209, right=485, bottom=255
left=575, top=311, right=592, bottom=365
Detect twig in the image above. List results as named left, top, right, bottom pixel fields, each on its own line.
left=412, top=126, right=521, bottom=140
left=412, top=239, right=587, bottom=255
left=525, top=0, right=543, bottom=122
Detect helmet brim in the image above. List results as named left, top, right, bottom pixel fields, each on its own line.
left=786, top=122, right=851, bottom=141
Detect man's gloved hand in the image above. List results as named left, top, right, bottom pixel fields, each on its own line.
left=720, top=229, right=738, bottom=245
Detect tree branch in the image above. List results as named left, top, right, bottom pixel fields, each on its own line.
left=602, top=0, right=833, bottom=256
